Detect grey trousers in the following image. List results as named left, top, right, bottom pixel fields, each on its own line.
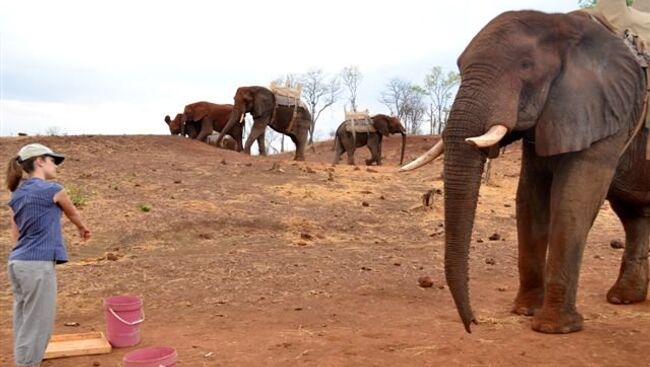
left=8, top=260, right=57, bottom=367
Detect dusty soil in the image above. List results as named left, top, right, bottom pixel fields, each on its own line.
left=0, top=134, right=647, bottom=366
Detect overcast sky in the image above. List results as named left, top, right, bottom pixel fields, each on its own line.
left=0, top=0, right=578, bottom=140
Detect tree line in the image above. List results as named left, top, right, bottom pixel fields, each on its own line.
left=266, top=65, right=459, bottom=152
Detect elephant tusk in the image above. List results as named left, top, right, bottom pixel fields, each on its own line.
left=465, top=125, right=508, bottom=148
left=239, top=113, right=245, bottom=123
left=399, top=139, right=444, bottom=172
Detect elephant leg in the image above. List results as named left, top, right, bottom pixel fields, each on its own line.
left=512, top=142, right=551, bottom=316
left=243, top=117, right=269, bottom=155
left=341, top=134, right=356, bottom=165
left=196, top=119, right=213, bottom=142
left=333, top=136, right=344, bottom=165
left=256, top=134, right=267, bottom=156
left=532, top=133, right=625, bottom=334
left=292, top=127, right=308, bottom=161
left=366, top=135, right=379, bottom=165
left=606, top=198, right=650, bottom=304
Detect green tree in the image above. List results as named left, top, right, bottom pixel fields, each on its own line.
left=422, top=67, right=460, bottom=134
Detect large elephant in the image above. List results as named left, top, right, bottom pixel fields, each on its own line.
left=215, top=86, right=311, bottom=161
left=402, top=10, right=648, bottom=334
left=333, top=114, right=406, bottom=165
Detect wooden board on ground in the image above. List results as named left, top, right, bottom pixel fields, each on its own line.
left=43, top=332, right=112, bottom=359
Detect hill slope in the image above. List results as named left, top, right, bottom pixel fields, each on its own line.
left=0, top=135, right=647, bottom=366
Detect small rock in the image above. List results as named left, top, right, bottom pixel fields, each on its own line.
left=198, top=233, right=212, bottom=240
left=379, top=195, right=385, bottom=200
left=489, top=233, right=501, bottom=241
left=204, top=352, right=214, bottom=358
left=610, top=240, right=624, bottom=249
left=361, top=266, right=372, bottom=271
left=366, top=168, right=378, bottom=173
left=296, top=242, right=308, bottom=247
left=504, top=204, right=511, bottom=208
left=300, top=232, right=313, bottom=240
left=594, top=255, right=603, bottom=259
left=305, top=166, right=316, bottom=173
left=362, top=201, right=370, bottom=207
left=327, top=172, right=335, bottom=181
left=294, top=307, right=303, bottom=311
left=220, top=159, right=227, bottom=165
left=64, top=322, right=80, bottom=327
left=93, top=362, right=101, bottom=367
left=437, top=285, right=446, bottom=290
left=354, top=166, right=361, bottom=171
left=106, top=253, right=119, bottom=261
left=497, top=287, right=507, bottom=292
left=477, top=239, right=484, bottom=243
left=418, top=276, right=434, bottom=288
left=245, top=162, right=252, bottom=167
left=485, top=257, right=496, bottom=265
left=173, top=180, right=182, bottom=184
left=393, top=262, right=401, bottom=266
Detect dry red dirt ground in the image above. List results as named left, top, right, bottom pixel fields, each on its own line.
left=0, top=134, right=648, bottom=366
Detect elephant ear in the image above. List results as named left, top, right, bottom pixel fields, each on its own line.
left=164, top=115, right=171, bottom=124
left=534, top=12, right=646, bottom=156
left=253, top=88, right=275, bottom=119
left=193, top=103, right=210, bottom=121
left=372, top=116, right=390, bottom=136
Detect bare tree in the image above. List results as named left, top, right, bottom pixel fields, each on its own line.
left=378, top=77, right=426, bottom=134
left=340, top=65, right=363, bottom=111
left=423, top=66, right=460, bottom=134
left=300, top=69, right=341, bottom=144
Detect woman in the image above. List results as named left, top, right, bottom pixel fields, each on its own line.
left=6, top=143, right=91, bottom=367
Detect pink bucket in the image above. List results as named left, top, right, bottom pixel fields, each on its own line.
left=123, top=346, right=177, bottom=367
left=103, top=295, right=144, bottom=347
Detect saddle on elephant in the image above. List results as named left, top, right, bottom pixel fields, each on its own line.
left=343, top=109, right=375, bottom=133
left=269, top=82, right=308, bottom=133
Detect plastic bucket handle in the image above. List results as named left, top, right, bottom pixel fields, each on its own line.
left=108, top=307, right=145, bottom=326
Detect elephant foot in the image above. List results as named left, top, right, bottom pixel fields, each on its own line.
left=531, top=308, right=583, bottom=334
left=365, top=159, right=373, bottom=165
left=512, top=288, right=544, bottom=316
left=607, top=260, right=648, bottom=305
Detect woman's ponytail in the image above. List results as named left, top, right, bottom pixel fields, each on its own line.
left=6, top=157, right=24, bottom=192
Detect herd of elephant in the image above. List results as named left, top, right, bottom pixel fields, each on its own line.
left=164, top=4, right=650, bottom=336
left=164, top=86, right=406, bottom=164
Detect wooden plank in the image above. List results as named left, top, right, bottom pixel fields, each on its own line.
left=270, top=82, right=302, bottom=99
left=345, top=109, right=370, bottom=120
left=43, top=332, right=112, bottom=359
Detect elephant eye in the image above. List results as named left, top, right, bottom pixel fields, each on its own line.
left=520, top=60, right=533, bottom=70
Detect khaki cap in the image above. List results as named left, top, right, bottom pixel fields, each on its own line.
left=17, top=143, right=65, bottom=165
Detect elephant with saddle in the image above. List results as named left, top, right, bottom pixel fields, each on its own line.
left=214, top=86, right=311, bottom=161
left=402, top=5, right=650, bottom=334
left=333, top=114, right=406, bottom=166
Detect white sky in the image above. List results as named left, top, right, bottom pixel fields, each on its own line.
left=0, top=0, right=578, bottom=140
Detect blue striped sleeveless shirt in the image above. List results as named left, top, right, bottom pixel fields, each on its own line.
left=8, top=177, right=67, bottom=263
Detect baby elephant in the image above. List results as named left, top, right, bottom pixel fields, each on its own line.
left=333, top=114, right=406, bottom=166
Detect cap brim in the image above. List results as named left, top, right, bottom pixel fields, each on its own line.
left=48, top=154, right=65, bottom=165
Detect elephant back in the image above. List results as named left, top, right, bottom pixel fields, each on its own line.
left=343, top=118, right=375, bottom=133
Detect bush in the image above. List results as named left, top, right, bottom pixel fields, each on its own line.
left=66, top=186, right=87, bottom=208
left=139, top=203, right=152, bottom=212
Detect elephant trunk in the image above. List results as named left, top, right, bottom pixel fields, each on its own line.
left=216, top=107, right=243, bottom=146
left=399, top=132, right=406, bottom=166
left=443, top=98, right=491, bottom=333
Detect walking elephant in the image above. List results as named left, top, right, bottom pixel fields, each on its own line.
left=333, top=114, right=406, bottom=166
left=214, top=86, right=311, bottom=161
left=402, top=10, right=649, bottom=334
